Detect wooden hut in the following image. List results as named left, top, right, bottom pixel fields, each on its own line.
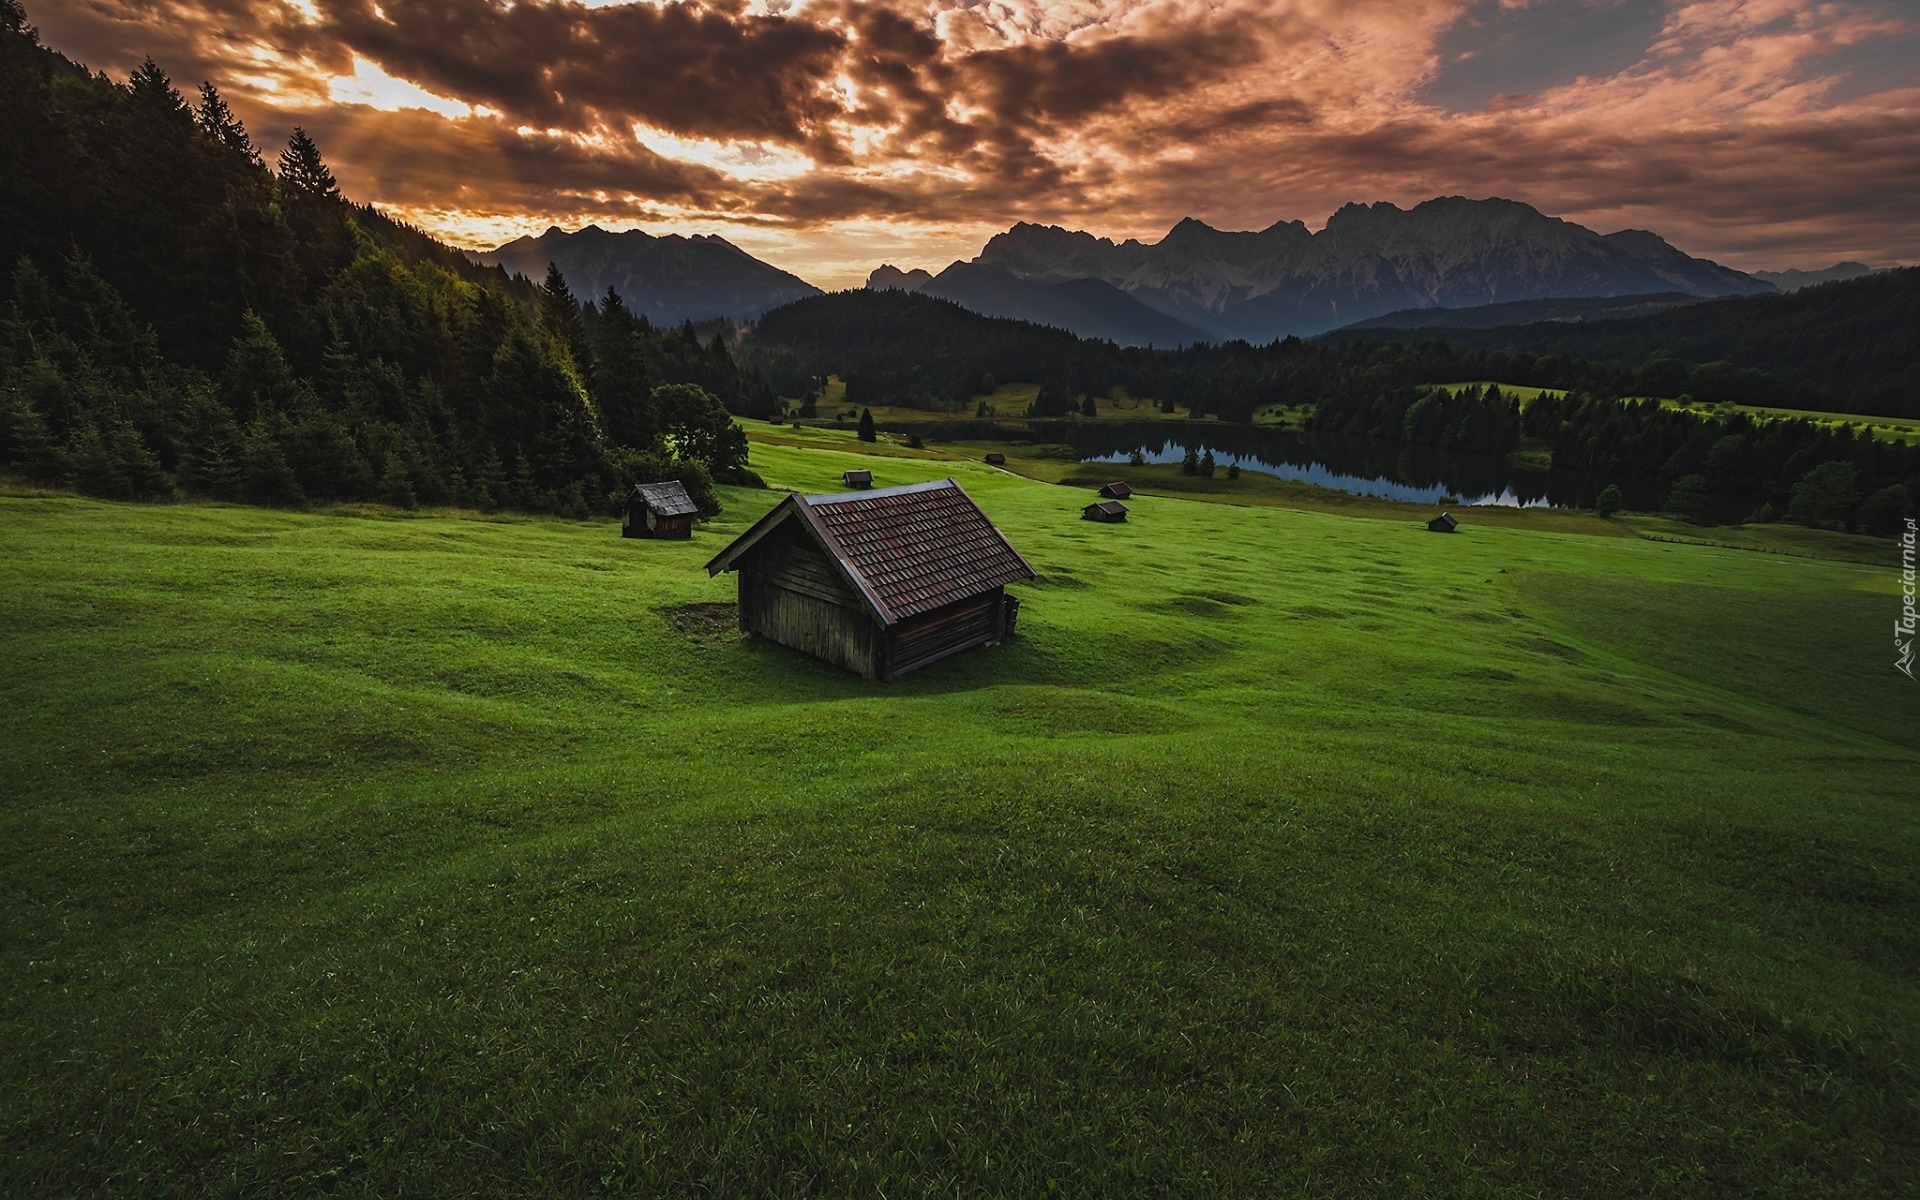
left=984, top=453, right=1007, bottom=466
left=1083, top=499, right=1129, bottom=523
left=623, top=480, right=698, bottom=539
left=843, top=469, right=874, bottom=489
left=1427, top=511, right=1459, bottom=533
left=768, top=414, right=785, bottom=425
left=1098, top=481, right=1132, bottom=500
left=705, top=479, right=1035, bottom=682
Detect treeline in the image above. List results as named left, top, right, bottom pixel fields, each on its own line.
left=0, top=3, right=758, bottom=515
left=749, top=291, right=1630, bottom=422
left=1323, top=380, right=1917, bottom=530
left=1332, top=269, right=1920, bottom=418
left=753, top=287, right=1918, bottom=530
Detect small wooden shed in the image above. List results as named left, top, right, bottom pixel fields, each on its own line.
left=984, top=453, right=1006, bottom=466
left=1083, top=499, right=1129, bottom=523
left=1427, top=511, right=1459, bottom=533
left=706, top=479, right=1035, bottom=682
left=768, top=414, right=785, bottom=425
left=1098, top=481, right=1132, bottom=500
left=843, top=469, right=874, bottom=489
left=623, top=480, right=698, bottom=539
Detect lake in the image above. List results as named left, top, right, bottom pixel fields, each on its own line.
left=1033, top=421, right=1659, bottom=510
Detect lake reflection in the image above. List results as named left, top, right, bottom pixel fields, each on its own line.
left=1035, top=422, right=1657, bottom=510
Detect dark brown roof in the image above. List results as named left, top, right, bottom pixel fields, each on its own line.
left=706, top=479, right=1035, bottom=625
left=629, top=480, right=699, bottom=517
left=1085, top=499, right=1128, bottom=517
left=843, top=469, right=873, bottom=484
left=1099, top=481, right=1132, bottom=499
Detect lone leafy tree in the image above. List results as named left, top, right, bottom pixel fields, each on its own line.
left=1594, top=483, right=1624, bottom=518
left=1786, top=461, right=1861, bottom=528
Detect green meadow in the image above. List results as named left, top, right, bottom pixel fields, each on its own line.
left=2, top=438, right=1915, bottom=1196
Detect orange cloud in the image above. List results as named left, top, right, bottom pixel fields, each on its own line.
left=25, top=0, right=1920, bottom=287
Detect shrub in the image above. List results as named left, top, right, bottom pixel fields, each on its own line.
left=1594, top=483, right=1624, bottom=518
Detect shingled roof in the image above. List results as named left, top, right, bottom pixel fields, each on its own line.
left=706, top=479, right=1035, bottom=625
left=629, top=480, right=699, bottom=517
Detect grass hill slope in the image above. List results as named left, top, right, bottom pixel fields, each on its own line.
left=2, top=447, right=1914, bottom=1196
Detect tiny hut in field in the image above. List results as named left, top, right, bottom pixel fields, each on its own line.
left=843, top=469, right=874, bottom=489
left=1427, top=512, right=1459, bottom=533
left=1098, top=481, right=1132, bottom=500
left=623, top=481, right=698, bottom=539
left=1083, top=499, right=1128, bottom=523
left=984, top=453, right=1006, bottom=465
left=706, top=479, right=1035, bottom=682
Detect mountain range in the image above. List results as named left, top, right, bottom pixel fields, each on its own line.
left=869, top=197, right=1777, bottom=344
left=476, top=225, right=820, bottom=325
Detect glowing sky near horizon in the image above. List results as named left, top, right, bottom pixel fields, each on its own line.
left=27, top=0, right=1920, bottom=288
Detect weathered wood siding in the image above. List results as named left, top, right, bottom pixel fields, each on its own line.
left=737, top=537, right=885, bottom=679
left=885, top=590, right=1004, bottom=679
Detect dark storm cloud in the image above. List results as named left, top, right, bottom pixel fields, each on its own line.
left=19, top=0, right=1920, bottom=282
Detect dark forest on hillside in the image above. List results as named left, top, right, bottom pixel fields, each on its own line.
left=1327, top=269, right=1920, bottom=418
left=0, top=2, right=765, bottom=515
left=749, top=289, right=1919, bottom=530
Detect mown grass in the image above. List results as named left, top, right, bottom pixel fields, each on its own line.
left=1661, top=399, right=1920, bottom=445
left=2, top=444, right=1915, bottom=1197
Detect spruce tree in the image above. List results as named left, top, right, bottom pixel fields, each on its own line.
left=857, top=407, right=876, bottom=442
left=277, top=128, right=339, bottom=200
left=195, top=82, right=257, bottom=161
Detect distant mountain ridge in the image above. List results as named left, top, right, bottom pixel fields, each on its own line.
left=477, top=225, right=820, bottom=325
left=1750, top=262, right=1882, bottom=292
left=920, top=197, right=1774, bottom=342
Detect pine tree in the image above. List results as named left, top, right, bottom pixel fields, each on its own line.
left=376, top=448, right=418, bottom=508
left=857, top=407, right=876, bottom=442
left=1201, top=448, right=1216, bottom=478
left=0, top=388, right=65, bottom=483
left=537, top=263, right=589, bottom=365
left=195, top=82, right=257, bottom=161
left=240, top=423, right=305, bottom=506
left=277, top=128, right=339, bottom=200
left=1181, top=446, right=1199, bottom=476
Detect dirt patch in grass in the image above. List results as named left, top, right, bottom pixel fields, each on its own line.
left=659, top=602, right=740, bottom=646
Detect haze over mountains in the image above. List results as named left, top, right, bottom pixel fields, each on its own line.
left=479, top=200, right=1879, bottom=347
left=870, top=197, right=1778, bottom=345
left=477, top=225, right=820, bottom=325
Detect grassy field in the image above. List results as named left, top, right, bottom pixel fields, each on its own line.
left=1661, top=399, right=1920, bottom=445
left=3, top=440, right=1915, bottom=1196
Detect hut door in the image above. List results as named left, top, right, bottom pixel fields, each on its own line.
left=645, top=508, right=658, bottom=531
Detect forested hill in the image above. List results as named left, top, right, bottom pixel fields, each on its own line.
left=1327, top=269, right=1920, bottom=417
left=0, top=1, right=765, bottom=514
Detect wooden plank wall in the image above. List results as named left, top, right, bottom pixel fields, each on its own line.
left=740, top=539, right=884, bottom=679
left=888, top=591, right=1001, bottom=679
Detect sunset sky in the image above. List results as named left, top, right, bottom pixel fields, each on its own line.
left=31, top=0, right=1920, bottom=289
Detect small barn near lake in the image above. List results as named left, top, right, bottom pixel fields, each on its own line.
left=622, top=481, right=698, bottom=539
left=706, top=479, right=1035, bottom=682
left=1083, top=499, right=1128, bottom=523
left=843, top=469, right=874, bottom=489
left=1098, top=481, right=1132, bottom=500
left=1428, top=512, right=1459, bottom=533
